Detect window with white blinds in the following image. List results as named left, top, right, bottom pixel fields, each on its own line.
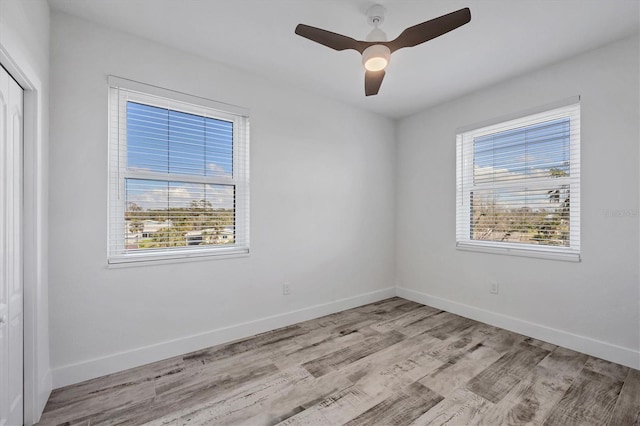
left=108, top=77, right=250, bottom=263
left=456, top=100, right=580, bottom=261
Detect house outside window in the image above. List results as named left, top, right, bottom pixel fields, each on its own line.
left=456, top=100, right=580, bottom=261
left=108, top=77, right=250, bottom=264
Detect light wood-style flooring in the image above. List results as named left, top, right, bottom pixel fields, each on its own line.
left=37, top=297, right=640, bottom=425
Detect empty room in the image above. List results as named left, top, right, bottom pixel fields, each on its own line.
left=0, top=0, right=639, bottom=424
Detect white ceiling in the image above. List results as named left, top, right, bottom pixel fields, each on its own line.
left=48, top=0, right=639, bottom=119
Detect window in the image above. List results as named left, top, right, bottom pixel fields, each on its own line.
left=108, top=77, right=249, bottom=263
left=456, top=100, right=580, bottom=261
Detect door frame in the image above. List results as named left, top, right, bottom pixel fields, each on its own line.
left=0, top=43, right=50, bottom=424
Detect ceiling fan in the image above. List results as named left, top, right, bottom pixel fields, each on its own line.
left=295, top=5, right=471, bottom=96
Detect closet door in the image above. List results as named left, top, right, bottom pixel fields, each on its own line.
left=0, top=64, right=24, bottom=426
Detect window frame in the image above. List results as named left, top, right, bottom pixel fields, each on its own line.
left=107, top=76, right=250, bottom=264
left=456, top=100, right=580, bottom=262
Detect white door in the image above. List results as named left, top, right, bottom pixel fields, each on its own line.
left=0, top=65, right=24, bottom=426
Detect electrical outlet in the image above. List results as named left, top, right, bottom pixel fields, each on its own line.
left=283, top=283, right=291, bottom=295
left=490, top=282, right=499, bottom=294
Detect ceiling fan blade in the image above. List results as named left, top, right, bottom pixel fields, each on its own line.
left=295, top=24, right=364, bottom=52
left=365, top=70, right=385, bottom=96
left=387, top=8, right=471, bottom=52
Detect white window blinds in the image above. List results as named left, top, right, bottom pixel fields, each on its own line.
left=456, top=100, right=580, bottom=261
left=108, top=77, right=250, bottom=263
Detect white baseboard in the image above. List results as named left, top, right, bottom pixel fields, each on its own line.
left=396, top=287, right=640, bottom=370
left=52, top=287, right=396, bottom=389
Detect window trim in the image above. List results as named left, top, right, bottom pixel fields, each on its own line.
left=107, top=76, right=250, bottom=264
left=456, top=99, right=581, bottom=262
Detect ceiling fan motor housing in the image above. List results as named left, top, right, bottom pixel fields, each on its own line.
left=366, top=27, right=388, bottom=42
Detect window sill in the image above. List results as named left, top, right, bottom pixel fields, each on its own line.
left=107, top=247, right=250, bottom=268
left=456, top=241, right=580, bottom=262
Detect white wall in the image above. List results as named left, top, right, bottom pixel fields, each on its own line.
left=397, top=35, right=640, bottom=368
left=0, top=0, right=51, bottom=422
left=49, top=11, right=396, bottom=387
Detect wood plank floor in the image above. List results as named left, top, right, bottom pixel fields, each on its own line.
left=37, top=297, right=640, bottom=426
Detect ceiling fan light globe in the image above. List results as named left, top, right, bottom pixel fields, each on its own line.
left=364, top=57, right=388, bottom=72
left=362, top=44, right=391, bottom=71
